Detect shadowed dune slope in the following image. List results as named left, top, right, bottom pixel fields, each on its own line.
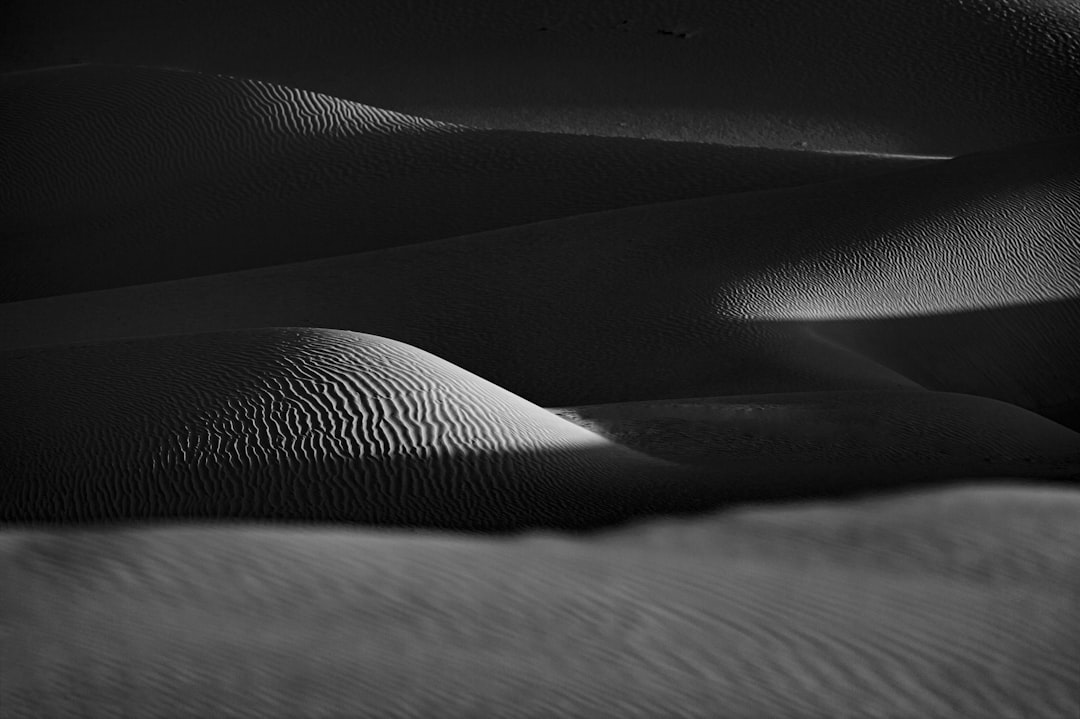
left=1, top=136, right=1076, bottom=420
left=0, top=328, right=729, bottom=530
left=0, top=64, right=931, bottom=300
left=552, top=390, right=1080, bottom=490
left=3, top=0, right=1079, bottom=152
left=2, top=486, right=1078, bottom=718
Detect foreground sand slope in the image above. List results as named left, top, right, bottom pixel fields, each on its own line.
left=3, top=0, right=1078, bottom=152
left=1, top=136, right=1076, bottom=420
left=3, top=486, right=1078, bottom=718
left=552, top=390, right=1080, bottom=496
left=0, top=328, right=722, bottom=530
left=0, top=64, right=930, bottom=300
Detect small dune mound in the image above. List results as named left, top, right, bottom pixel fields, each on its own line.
left=552, top=390, right=1080, bottom=499
left=0, top=64, right=928, bottom=300
left=0, top=328, right=719, bottom=530
left=3, top=485, right=1078, bottom=718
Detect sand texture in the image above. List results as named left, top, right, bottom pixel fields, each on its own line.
left=3, top=487, right=1079, bottom=718
left=1, top=64, right=929, bottom=300
left=3, top=0, right=1080, bottom=152
left=2, top=1, right=1079, bottom=717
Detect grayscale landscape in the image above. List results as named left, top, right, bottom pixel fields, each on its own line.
left=1, top=1, right=1079, bottom=717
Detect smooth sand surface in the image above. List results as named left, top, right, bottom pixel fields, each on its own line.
left=2, top=486, right=1078, bottom=718
left=0, top=328, right=727, bottom=530
left=0, top=64, right=930, bottom=300
left=2, top=1, right=1079, bottom=153
left=552, top=390, right=1080, bottom=489
left=1, top=135, right=1076, bottom=423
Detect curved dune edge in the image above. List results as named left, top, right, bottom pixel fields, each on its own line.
left=6, top=329, right=1073, bottom=529
left=1, top=136, right=1076, bottom=420
left=3, top=0, right=1079, bottom=153
left=2, top=485, right=1078, bottom=718
left=0, top=63, right=933, bottom=300
left=2, top=5, right=1078, bottom=717
left=0, top=327, right=733, bottom=530
left=551, top=390, right=1080, bottom=488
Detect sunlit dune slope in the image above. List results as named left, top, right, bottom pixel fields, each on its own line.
left=2, top=2, right=1079, bottom=718
left=0, top=328, right=726, bottom=530
left=1, top=136, right=1076, bottom=422
left=551, top=390, right=1080, bottom=493
left=3, top=0, right=1078, bottom=152
left=3, top=486, right=1078, bottom=718
left=0, top=64, right=931, bottom=301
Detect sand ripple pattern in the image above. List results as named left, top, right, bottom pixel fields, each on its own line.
left=2, top=4, right=1080, bottom=716
left=0, top=65, right=459, bottom=216
left=0, top=64, right=927, bottom=300
left=3, top=490, right=1078, bottom=718
left=4, top=0, right=1080, bottom=152
left=1, top=134, right=1076, bottom=424
left=0, top=328, right=719, bottom=530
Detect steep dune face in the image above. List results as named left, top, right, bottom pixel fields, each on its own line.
left=1, top=136, right=1076, bottom=422
left=0, top=328, right=723, bottom=530
left=0, top=64, right=929, bottom=300
left=3, top=0, right=1078, bottom=152
left=3, top=486, right=1078, bottom=718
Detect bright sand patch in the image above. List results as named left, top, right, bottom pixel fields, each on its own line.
left=0, top=135, right=1076, bottom=422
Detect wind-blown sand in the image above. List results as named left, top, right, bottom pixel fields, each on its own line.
left=3, top=1, right=1079, bottom=716
left=1, top=135, right=1076, bottom=423
left=0, top=64, right=930, bottom=300
left=3, top=0, right=1079, bottom=152
left=0, top=328, right=725, bottom=530
left=5, top=330, right=1075, bottom=529
left=2, top=486, right=1078, bottom=719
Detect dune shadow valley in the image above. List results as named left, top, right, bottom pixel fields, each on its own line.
left=2, top=1, right=1080, bottom=717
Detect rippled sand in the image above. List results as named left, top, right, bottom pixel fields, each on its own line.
left=2, top=1, right=1079, bottom=717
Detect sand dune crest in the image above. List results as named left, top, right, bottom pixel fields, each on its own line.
left=1, top=135, right=1076, bottom=423
left=0, top=328, right=726, bottom=530
left=0, top=64, right=929, bottom=300
left=3, top=0, right=1079, bottom=152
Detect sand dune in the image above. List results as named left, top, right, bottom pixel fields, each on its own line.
left=0, top=328, right=732, bottom=530
left=3, top=1, right=1079, bottom=152
left=0, top=64, right=931, bottom=300
left=4, top=4, right=1079, bottom=716
left=552, top=390, right=1080, bottom=495
left=3, top=486, right=1077, bottom=718
left=2, top=135, right=1076, bottom=423
left=7, top=330, right=1072, bottom=529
